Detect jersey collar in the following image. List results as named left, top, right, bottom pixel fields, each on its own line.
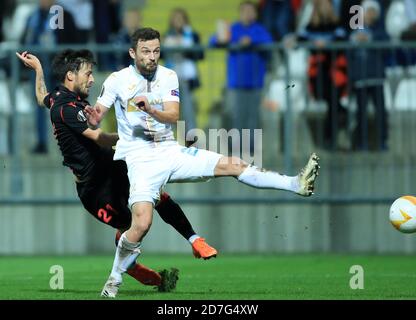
left=57, top=84, right=82, bottom=101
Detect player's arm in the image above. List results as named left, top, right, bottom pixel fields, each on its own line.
left=84, top=74, right=117, bottom=127
left=16, top=51, right=48, bottom=107
left=61, top=105, right=117, bottom=147
left=152, top=101, right=179, bottom=124
left=134, top=96, right=179, bottom=124
left=133, top=71, right=181, bottom=124
left=84, top=102, right=110, bottom=128
left=82, top=127, right=119, bottom=147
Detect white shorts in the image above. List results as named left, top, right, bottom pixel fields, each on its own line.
left=125, top=143, right=223, bottom=207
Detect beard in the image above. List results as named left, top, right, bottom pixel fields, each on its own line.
left=74, top=85, right=89, bottom=99
left=137, top=61, right=157, bottom=77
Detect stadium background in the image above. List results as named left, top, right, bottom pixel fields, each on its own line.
left=0, top=0, right=416, bottom=265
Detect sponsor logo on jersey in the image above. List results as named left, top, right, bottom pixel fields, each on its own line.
left=77, top=110, right=87, bottom=122
left=127, top=98, right=140, bottom=112
left=171, top=89, right=179, bottom=97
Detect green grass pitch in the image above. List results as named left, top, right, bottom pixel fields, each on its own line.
left=0, top=254, right=416, bottom=300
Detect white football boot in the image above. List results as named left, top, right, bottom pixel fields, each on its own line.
left=101, top=276, right=122, bottom=298
left=296, top=153, right=320, bottom=197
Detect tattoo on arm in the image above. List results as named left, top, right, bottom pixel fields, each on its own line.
left=36, top=71, right=48, bottom=107
left=38, top=74, right=47, bottom=96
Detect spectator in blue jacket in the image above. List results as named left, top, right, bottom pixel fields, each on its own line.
left=209, top=1, right=273, bottom=155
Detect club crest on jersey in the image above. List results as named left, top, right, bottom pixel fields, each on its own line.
left=77, top=110, right=87, bottom=122
left=171, top=89, right=179, bottom=97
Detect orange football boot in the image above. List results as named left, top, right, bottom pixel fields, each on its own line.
left=192, top=238, right=218, bottom=260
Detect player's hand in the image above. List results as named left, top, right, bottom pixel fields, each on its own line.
left=84, top=105, right=102, bottom=127
left=16, top=51, right=42, bottom=72
left=134, top=96, right=154, bottom=114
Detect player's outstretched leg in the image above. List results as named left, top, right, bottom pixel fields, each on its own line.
left=214, top=153, right=320, bottom=196
left=126, top=263, right=162, bottom=286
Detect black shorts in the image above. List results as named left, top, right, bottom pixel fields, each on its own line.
left=76, top=160, right=132, bottom=230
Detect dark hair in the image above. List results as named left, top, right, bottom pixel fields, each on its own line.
left=52, top=49, right=96, bottom=82
left=169, top=8, right=190, bottom=29
left=130, top=27, right=160, bottom=49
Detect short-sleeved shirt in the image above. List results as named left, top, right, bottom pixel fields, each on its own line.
left=97, top=64, right=180, bottom=160
left=44, top=85, right=113, bottom=180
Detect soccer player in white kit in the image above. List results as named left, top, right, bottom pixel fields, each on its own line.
left=86, top=28, right=320, bottom=298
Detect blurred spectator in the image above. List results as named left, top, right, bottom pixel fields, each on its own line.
left=113, top=8, right=142, bottom=69
left=163, top=8, right=203, bottom=133
left=349, top=0, right=388, bottom=151
left=0, top=0, right=17, bottom=156
left=21, top=0, right=79, bottom=154
left=383, top=0, right=416, bottom=67
left=258, top=0, right=296, bottom=41
left=298, top=0, right=348, bottom=150
left=56, top=0, right=93, bottom=43
left=0, top=0, right=17, bottom=43
left=92, top=0, right=121, bottom=70
left=340, top=0, right=390, bottom=35
left=0, top=0, right=17, bottom=75
left=54, top=0, right=118, bottom=68
left=209, top=1, right=273, bottom=154
left=401, top=0, right=416, bottom=40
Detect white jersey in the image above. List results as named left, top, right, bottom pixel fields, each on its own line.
left=97, top=64, right=180, bottom=160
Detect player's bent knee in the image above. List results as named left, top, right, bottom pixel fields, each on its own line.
left=134, top=219, right=152, bottom=235
left=130, top=213, right=152, bottom=236
left=130, top=202, right=153, bottom=233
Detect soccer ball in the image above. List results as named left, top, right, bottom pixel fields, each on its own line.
left=389, top=196, right=416, bottom=233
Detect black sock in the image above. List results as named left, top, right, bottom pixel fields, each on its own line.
left=155, top=195, right=196, bottom=241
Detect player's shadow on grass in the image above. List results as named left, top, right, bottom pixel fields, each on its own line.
left=38, top=289, right=163, bottom=296
left=38, top=289, right=100, bottom=295
left=179, top=290, right=272, bottom=295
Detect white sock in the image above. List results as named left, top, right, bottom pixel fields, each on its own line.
left=188, top=234, right=200, bottom=244
left=109, top=232, right=141, bottom=283
left=237, top=165, right=300, bottom=192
